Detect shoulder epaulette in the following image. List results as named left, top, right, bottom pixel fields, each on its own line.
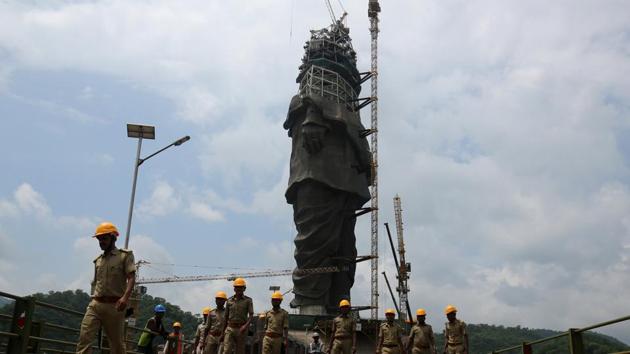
left=119, top=249, right=132, bottom=253
left=93, top=255, right=102, bottom=263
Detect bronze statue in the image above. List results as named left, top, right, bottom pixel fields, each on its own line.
left=285, top=19, right=372, bottom=314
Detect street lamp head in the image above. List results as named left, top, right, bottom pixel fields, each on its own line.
left=174, top=136, right=191, bottom=146
left=127, top=124, right=155, bottom=140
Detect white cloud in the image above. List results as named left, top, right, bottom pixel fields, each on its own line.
left=138, top=180, right=182, bottom=217
left=188, top=201, right=224, bottom=223
left=14, top=183, right=51, bottom=219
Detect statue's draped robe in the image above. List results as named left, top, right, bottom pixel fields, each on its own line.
left=284, top=94, right=371, bottom=310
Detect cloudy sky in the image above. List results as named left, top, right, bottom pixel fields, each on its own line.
left=1, top=0, right=630, bottom=345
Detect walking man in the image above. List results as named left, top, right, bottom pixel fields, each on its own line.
left=194, top=307, right=211, bottom=354
left=262, top=292, right=289, bottom=354
left=76, top=222, right=136, bottom=354
left=164, top=322, right=185, bottom=354
left=222, top=278, right=254, bottom=354
left=327, top=300, right=356, bottom=354
left=202, top=291, right=228, bottom=354
left=442, top=306, right=468, bottom=354
left=407, top=309, right=436, bottom=354
left=376, top=309, right=403, bottom=354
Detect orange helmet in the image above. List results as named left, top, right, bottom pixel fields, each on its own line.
left=385, top=308, right=396, bottom=316
left=233, top=278, right=246, bottom=287
left=444, top=305, right=457, bottom=315
left=271, top=291, right=283, bottom=300
left=215, top=291, right=228, bottom=300
left=202, top=307, right=211, bottom=315
left=416, top=308, right=427, bottom=316
left=339, top=299, right=350, bottom=308
left=93, top=222, right=119, bottom=238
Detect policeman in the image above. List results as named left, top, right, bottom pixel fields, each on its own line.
left=137, top=304, right=169, bottom=354
left=202, top=291, right=228, bottom=354
left=407, top=309, right=436, bottom=354
left=327, top=300, right=356, bottom=354
left=222, top=278, right=254, bottom=354
left=195, top=307, right=211, bottom=354
left=376, top=309, right=403, bottom=354
left=262, top=292, right=289, bottom=354
left=76, top=222, right=136, bottom=354
left=442, top=305, right=468, bottom=354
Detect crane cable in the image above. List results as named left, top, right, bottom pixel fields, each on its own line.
left=323, top=0, right=336, bottom=24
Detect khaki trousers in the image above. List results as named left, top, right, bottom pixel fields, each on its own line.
left=412, top=347, right=433, bottom=354
left=223, top=327, right=246, bottom=354
left=331, top=338, right=352, bottom=354
left=262, top=336, right=282, bottom=354
left=446, top=344, right=465, bottom=354
left=382, top=346, right=400, bottom=354
left=76, top=300, right=126, bottom=354
left=203, top=335, right=221, bottom=354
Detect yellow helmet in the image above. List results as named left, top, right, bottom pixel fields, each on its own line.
left=93, top=222, right=119, bottom=238
left=416, top=308, right=426, bottom=316
left=215, top=291, right=228, bottom=300
left=173, top=322, right=182, bottom=328
left=339, top=299, right=350, bottom=308
left=271, top=291, right=283, bottom=300
left=202, top=307, right=211, bottom=315
left=444, top=305, right=457, bottom=314
left=233, top=278, right=246, bottom=287
left=385, top=308, right=396, bottom=316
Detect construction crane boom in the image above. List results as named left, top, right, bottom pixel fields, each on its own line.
left=368, top=0, right=381, bottom=320
left=137, top=265, right=345, bottom=285
left=393, top=195, right=412, bottom=321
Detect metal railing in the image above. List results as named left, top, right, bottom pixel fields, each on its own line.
left=490, top=315, right=630, bottom=354
left=0, top=291, right=145, bottom=354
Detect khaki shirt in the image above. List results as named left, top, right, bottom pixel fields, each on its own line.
left=265, top=308, right=289, bottom=334
left=410, top=324, right=434, bottom=348
left=207, top=308, right=226, bottom=334
left=444, top=320, right=466, bottom=345
left=196, top=321, right=208, bottom=341
left=333, top=315, right=355, bottom=337
left=379, top=321, right=402, bottom=346
left=91, top=248, right=135, bottom=297
left=226, top=295, right=253, bottom=324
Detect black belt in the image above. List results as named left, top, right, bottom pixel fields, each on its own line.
left=383, top=344, right=398, bottom=348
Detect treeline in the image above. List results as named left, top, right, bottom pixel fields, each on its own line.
left=432, top=323, right=629, bottom=353
left=0, top=289, right=200, bottom=350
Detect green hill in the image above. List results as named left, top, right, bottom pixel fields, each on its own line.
left=432, top=323, right=629, bottom=353
left=2, top=290, right=629, bottom=354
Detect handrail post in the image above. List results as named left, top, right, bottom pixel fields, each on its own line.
left=568, top=328, right=584, bottom=354
left=7, top=296, right=35, bottom=354
left=522, top=342, right=532, bottom=354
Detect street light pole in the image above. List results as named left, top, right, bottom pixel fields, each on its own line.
left=123, top=123, right=190, bottom=249
left=124, top=137, right=143, bottom=249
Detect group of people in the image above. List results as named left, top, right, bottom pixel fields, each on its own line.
left=75, top=222, right=469, bottom=354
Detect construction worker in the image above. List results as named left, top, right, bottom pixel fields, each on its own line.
left=138, top=304, right=169, bottom=354
left=76, top=222, right=136, bottom=354
left=164, top=322, right=185, bottom=354
left=376, top=309, right=404, bottom=354
left=221, top=278, right=254, bottom=354
left=327, top=299, right=356, bottom=354
left=407, top=309, right=436, bottom=354
left=442, top=306, right=468, bottom=354
left=262, top=291, right=289, bottom=354
left=202, top=291, right=228, bottom=354
left=194, top=307, right=211, bottom=354
left=308, top=333, right=324, bottom=354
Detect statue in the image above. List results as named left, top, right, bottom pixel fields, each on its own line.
left=285, top=19, right=372, bottom=314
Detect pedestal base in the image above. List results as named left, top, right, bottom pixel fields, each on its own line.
left=298, top=305, right=327, bottom=315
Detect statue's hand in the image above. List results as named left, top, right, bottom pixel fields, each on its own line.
left=302, top=124, right=327, bottom=154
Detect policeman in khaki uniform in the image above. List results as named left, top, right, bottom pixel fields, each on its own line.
left=195, top=307, right=211, bottom=354
left=442, top=305, right=468, bottom=354
left=202, top=291, right=228, bottom=354
left=76, top=222, right=136, bottom=354
left=262, top=292, right=289, bottom=354
left=407, top=309, right=436, bottom=354
left=222, top=278, right=254, bottom=354
left=327, top=300, right=356, bottom=354
left=376, top=309, right=404, bottom=354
